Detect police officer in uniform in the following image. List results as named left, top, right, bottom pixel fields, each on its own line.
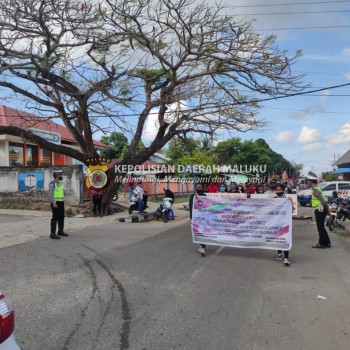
left=308, top=178, right=330, bottom=248
left=48, top=169, right=69, bottom=239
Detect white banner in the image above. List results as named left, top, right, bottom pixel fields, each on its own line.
left=192, top=195, right=292, bottom=250
left=250, top=193, right=297, bottom=215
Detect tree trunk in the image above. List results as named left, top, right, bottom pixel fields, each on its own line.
left=101, top=167, right=126, bottom=215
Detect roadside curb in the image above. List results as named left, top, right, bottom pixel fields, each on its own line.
left=293, top=216, right=313, bottom=221
left=118, top=212, right=158, bottom=223
left=338, top=222, right=350, bottom=233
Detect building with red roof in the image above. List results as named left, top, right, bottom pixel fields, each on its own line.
left=0, top=105, right=108, bottom=167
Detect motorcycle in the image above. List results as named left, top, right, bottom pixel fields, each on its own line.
left=128, top=191, right=139, bottom=214
left=327, top=202, right=340, bottom=231
left=128, top=191, right=148, bottom=215
left=156, top=197, right=174, bottom=223
left=337, top=197, right=350, bottom=221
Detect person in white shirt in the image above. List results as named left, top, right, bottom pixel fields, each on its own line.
left=133, top=181, right=144, bottom=213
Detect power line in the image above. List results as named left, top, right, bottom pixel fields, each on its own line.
left=260, top=105, right=350, bottom=114
left=232, top=1, right=350, bottom=8
left=254, top=24, right=350, bottom=31
left=237, top=9, right=350, bottom=16
left=97, top=82, right=350, bottom=117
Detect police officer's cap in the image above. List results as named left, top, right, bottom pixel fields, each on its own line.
left=307, top=176, right=318, bottom=184
left=53, top=169, right=63, bottom=175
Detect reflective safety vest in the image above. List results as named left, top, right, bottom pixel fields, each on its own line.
left=51, top=181, right=64, bottom=202
left=311, top=186, right=323, bottom=208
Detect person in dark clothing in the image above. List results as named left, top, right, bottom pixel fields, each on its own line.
left=48, top=169, right=68, bottom=239
left=189, top=183, right=207, bottom=257
left=143, top=190, right=149, bottom=212
left=164, top=187, right=175, bottom=219
left=309, top=178, right=331, bottom=248
left=283, top=181, right=293, bottom=194
left=92, top=187, right=103, bottom=217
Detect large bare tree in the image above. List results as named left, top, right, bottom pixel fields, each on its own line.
left=0, top=0, right=306, bottom=213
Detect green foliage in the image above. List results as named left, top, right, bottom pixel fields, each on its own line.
left=308, top=171, right=318, bottom=177
left=164, top=137, right=200, bottom=164
left=165, top=136, right=294, bottom=178
left=213, top=138, right=241, bottom=164
left=100, top=133, right=146, bottom=159
left=175, top=149, right=216, bottom=177
left=290, top=161, right=303, bottom=177
left=322, top=172, right=336, bottom=182
left=213, top=137, right=292, bottom=176
left=100, top=132, right=128, bottom=159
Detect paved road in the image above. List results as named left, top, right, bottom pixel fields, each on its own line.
left=0, top=201, right=189, bottom=248
left=1, top=206, right=350, bottom=350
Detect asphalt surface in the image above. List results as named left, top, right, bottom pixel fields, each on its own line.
left=0, top=206, right=350, bottom=350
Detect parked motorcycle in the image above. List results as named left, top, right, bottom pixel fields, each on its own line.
left=327, top=202, right=340, bottom=231
left=128, top=191, right=139, bottom=214
left=337, top=197, right=350, bottom=221
left=156, top=197, right=174, bottom=223
left=128, top=191, right=148, bottom=215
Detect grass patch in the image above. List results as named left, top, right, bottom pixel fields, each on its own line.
left=0, top=203, right=32, bottom=210
left=333, top=230, right=350, bottom=239
left=148, top=196, right=191, bottom=204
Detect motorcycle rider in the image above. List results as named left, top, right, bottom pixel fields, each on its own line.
left=164, top=187, right=175, bottom=220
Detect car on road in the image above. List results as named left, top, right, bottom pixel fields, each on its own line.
left=297, top=181, right=350, bottom=206
left=0, top=294, right=21, bottom=350
left=297, top=182, right=326, bottom=206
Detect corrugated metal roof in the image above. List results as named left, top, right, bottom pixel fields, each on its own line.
left=335, top=149, right=350, bottom=166
left=0, top=105, right=108, bottom=148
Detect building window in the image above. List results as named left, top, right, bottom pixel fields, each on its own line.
left=40, top=148, right=52, bottom=166
left=9, top=142, right=24, bottom=166
left=26, top=145, right=38, bottom=166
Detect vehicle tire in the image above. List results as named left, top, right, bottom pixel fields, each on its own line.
left=128, top=205, right=134, bottom=215
left=162, top=211, right=169, bottom=223
left=328, top=216, right=335, bottom=231
left=112, top=193, right=118, bottom=201
left=300, top=203, right=306, bottom=206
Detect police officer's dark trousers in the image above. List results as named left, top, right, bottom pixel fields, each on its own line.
left=51, top=201, right=66, bottom=236
left=315, top=209, right=331, bottom=246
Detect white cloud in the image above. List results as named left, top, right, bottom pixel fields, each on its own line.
left=303, top=142, right=321, bottom=152
left=142, top=101, right=189, bottom=142
left=321, top=90, right=329, bottom=100
left=303, top=48, right=350, bottom=63
left=297, top=126, right=320, bottom=144
left=274, top=131, right=294, bottom=143
left=325, top=123, right=350, bottom=147
left=142, top=109, right=160, bottom=142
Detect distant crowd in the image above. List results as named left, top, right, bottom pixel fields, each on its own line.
left=200, top=178, right=294, bottom=196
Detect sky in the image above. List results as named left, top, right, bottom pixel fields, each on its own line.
left=214, top=0, right=350, bottom=176
left=2, top=0, right=349, bottom=177
left=143, top=0, right=350, bottom=176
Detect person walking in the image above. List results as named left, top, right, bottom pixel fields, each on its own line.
left=92, top=187, right=103, bottom=217
left=282, top=169, right=289, bottom=181
left=189, top=183, right=207, bottom=257
left=309, top=178, right=331, bottom=249
left=48, top=169, right=68, bottom=239
left=274, top=183, right=291, bottom=266
left=133, top=181, right=144, bottom=213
